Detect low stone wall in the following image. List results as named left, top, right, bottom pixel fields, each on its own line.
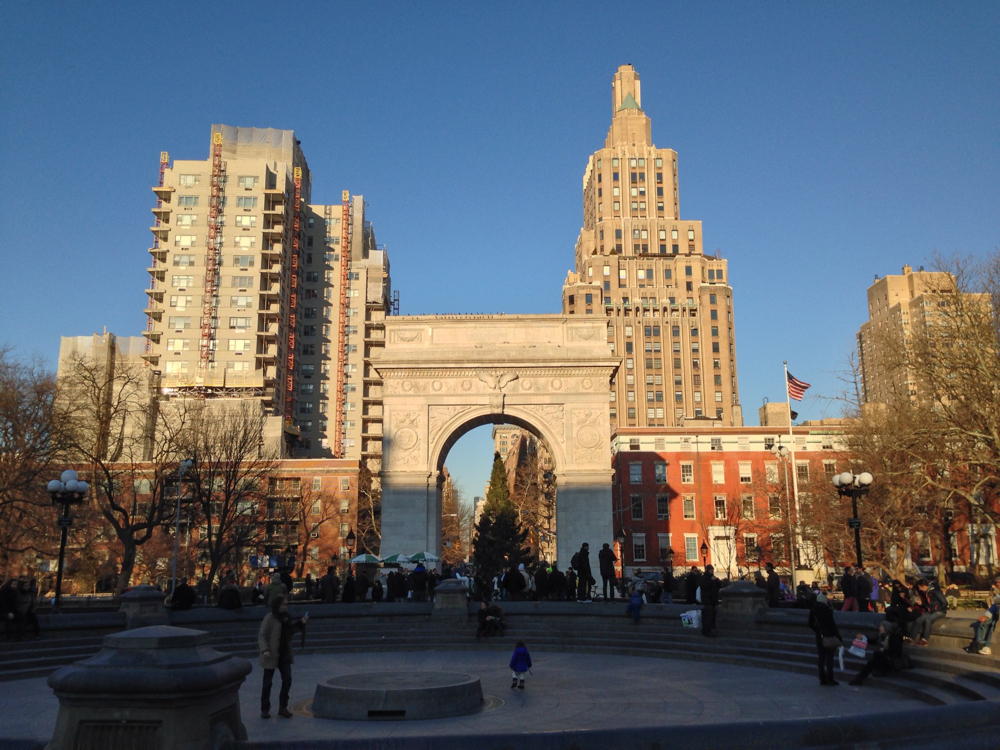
left=228, top=698, right=1000, bottom=750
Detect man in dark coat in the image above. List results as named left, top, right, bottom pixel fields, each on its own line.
left=807, top=594, right=843, bottom=685
left=534, top=565, right=549, bottom=601
left=700, top=565, right=721, bottom=637
left=598, top=543, right=618, bottom=601
left=217, top=576, right=243, bottom=610
left=548, top=564, right=566, bottom=601
left=765, top=562, right=781, bottom=608
left=341, top=574, right=357, bottom=604
left=319, top=567, right=340, bottom=603
left=685, top=567, right=700, bottom=605
left=574, top=543, right=593, bottom=601
left=855, top=568, right=873, bottom=613
left=170, top=577, right=196, bottom=611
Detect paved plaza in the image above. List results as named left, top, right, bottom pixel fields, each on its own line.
left=2, top=649, right=925, bottom=745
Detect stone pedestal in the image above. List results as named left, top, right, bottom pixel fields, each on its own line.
left=719, top=580, right=768, bottom=622
left=46, top=626, right=252, bottom=750
left=119, top=584, right=168, bottom=629
left=432, top=579, right=469, bottom=617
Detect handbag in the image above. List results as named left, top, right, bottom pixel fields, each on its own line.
left=822, top=635, right=843, bottom=649
left=848, top=635, right=868, bottom=659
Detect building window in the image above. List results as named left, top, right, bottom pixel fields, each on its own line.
left=227, top=339, right=251, bottom=352
left=166, top=338, right=189, bottom=351
left=714, top=495, right=727, bottom=520
left=237, top=175, right=259, bottom=189
left=236, top=196, right=258, bottom=208
left=654, top=462, right=667, bottom=483
left=167, top=316, right=191, bottom=329
left=629, top=462, right=643, bottom=484
left=711, top=462, right=724, bottom=484
left=685, top=534, right=699, bottom=561
left=742, top=494, right=755, bottom=519
left=233, top=255, right=255, bottom=267
left=739, top=462, right=752, bottom=483
left=632, top=534, right=646, bottom=562
left=683, top=495, right=695, bottom=519
left=630, top=494, right=644, bottom=521
left=796, top=463, right=810, bottom=482
left=230, top=276, right=254, bottom=288
left=681, top=463, right=693, bottom=484
left=234, top=215, right=257, bottom=228
left=656, top=494, right=670, bottom=519
left=768, top=495, right=782, bottom=519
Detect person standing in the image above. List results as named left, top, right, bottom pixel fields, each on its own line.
left=170, top=577, right=196, bottom=611
left=508, top=640, right=532, bottom=690
left=263, top=573, right=288, bottom=608
left=573, top=543, right=593, bottom=602
left=684, top=567, right=700, bottom=604
left=855, top=568, right=873, bottom=613
left=807, top=594, right=842, bottom=686
left=700, top=565, right=721, bottom=637
left=661, top=566, right=675, bottom=604
left=257, top=594, right=307, bottom=718
left=598, top=543, right=617, bottom=601
left=319, top=567, right=340, bottom=603
left=765, top=563, right=781, bottom=608
left=547, top=564, right=566, bottom=602
left=840, top=566, right=858, bottom=612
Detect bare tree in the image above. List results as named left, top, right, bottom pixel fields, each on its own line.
left=355, top=461, right=381, bottom=555
left=174, top=400, right=275, bottom=587
left=0, top=347, right=68, bottom=573
left=441, top=478, right=473, bottom=566
left=58, top=352, right=180, bottom=596
left=268, top=478, right=339, bottom=578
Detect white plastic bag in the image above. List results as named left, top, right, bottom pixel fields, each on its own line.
left=695, top=586, right=702, bottom=604
left=848, top=635, right=868, bottom=659
left=837, top=646, right=845, bottom=672
left=681, top=610, right=702, bottom=629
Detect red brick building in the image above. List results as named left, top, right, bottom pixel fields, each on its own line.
left=611, top=423, right=847, bottom=580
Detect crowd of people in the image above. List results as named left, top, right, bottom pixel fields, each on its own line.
left=0, top=577, right=40, bottom=641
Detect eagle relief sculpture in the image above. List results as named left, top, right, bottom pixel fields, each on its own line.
left=477, top=371, right=519, bottom=391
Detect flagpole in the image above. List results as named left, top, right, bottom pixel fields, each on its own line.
left=784, top=361, right=803, bottom=589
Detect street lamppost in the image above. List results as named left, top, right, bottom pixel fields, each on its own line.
left=345, top=528, right=356, bottom=574
left=770, top=443, right=799, bottom=587
left=831, top=470, right=873, bottom=568
left=46, top=470, right=89, bottom=613
left=170, top=459, right=195, bottom=599
left=700, top=540, right=709, bottom=567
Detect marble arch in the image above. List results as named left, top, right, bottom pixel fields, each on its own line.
left=371, top=315, right=620, bottom=568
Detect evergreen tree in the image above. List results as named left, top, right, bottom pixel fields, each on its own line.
left=473, top=453, right=530, bottom=583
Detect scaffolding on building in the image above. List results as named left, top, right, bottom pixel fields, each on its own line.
left=200, top=132, right=225, bottom=370
left=333, top=191, right=352, bottom=458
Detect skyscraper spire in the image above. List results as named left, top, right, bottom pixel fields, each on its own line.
left=606, top=64, right=651, bottom=148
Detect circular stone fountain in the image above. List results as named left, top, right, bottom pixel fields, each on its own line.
left=312, top=672, right=483, bottom=720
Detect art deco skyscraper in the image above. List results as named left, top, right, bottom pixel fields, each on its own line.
left=563, top=65, right=743, bottom=428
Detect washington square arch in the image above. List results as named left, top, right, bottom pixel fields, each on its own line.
left=372, top=315, right=619, bottom=567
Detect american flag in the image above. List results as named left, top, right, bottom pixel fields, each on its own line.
left=787, top=372, right=811, bottom=401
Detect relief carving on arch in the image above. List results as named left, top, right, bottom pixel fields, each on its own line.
left=519, top=404, right=565, bottom=444
left=391, top=411, right=422, bottom=466
left=428, top=405, right=468, bottom=450
left=572, top=409, right=603, bottom=463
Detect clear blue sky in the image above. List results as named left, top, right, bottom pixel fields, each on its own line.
left=2, top=3, right=997, bottom=501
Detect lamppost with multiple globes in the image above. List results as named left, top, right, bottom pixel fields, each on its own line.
left=46, top=470, right=90, bottom=613
left=832, top=470, right=873, bottom=568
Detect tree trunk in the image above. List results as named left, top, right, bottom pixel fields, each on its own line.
left=115, top=543, right=137, bottom=598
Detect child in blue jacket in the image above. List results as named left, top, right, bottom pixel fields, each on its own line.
left=509, top=639, right=532, bottom=689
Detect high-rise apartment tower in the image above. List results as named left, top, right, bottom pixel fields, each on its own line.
left=562, top=66, right=742, bottom=429
left=856, top=264, right=957, bottom=406
left=142, top=125, right=391, bottom=460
